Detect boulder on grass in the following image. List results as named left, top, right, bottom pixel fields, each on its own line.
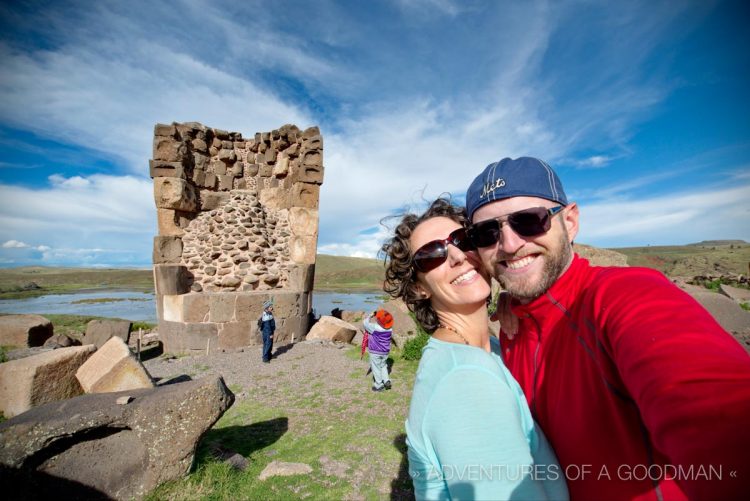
left=0, top=375, right=234, bottom=500
left=306, top=316, right=357, bottom=343
left=76, top=336, right=154, bottom=393
left=688, top=291, right=750, bottom=335
left=84, top=319, right=132, bottom=348
left=0, top=345, right=96, bottom=418
left=0, top=314, right=53, bottom=348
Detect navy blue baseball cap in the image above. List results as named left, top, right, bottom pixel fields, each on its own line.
left=466, top=157, right=568, bottom=220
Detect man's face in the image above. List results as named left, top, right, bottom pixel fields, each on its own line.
left=472, top=196, right=578, bottom=303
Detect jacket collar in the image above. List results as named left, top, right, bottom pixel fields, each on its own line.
left=510, top=253, right=589, bottom=319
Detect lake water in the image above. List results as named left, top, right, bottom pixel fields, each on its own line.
left=0, top=290, right=386, bottom=324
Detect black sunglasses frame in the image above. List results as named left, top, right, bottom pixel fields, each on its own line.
left=412, top=227, right=475, bottom=273
left=468, top=206, right=565, bottom=248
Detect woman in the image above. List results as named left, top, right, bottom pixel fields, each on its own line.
left=382, top=198, right=567, bottom=500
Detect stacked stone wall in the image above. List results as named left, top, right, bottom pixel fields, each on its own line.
left=150, top=122, right=323, bottom=353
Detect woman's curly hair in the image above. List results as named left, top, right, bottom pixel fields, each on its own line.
left=381, top=197, right=469, bottom=333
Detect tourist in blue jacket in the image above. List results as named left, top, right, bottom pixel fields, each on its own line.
left=259, top=300, right=275, bottom=363
left=364, top=308, right=393, bottom=391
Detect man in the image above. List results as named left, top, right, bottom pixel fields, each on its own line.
left=363, top=308, right=394, bottom=392
left=259, top=300, right=275, bottom=363
left=465, top=157, right=750, bottom=500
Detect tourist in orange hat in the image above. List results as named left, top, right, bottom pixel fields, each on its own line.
left=363, top=308, right=394, bottom=391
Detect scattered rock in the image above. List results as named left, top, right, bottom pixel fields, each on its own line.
left=0, top=375, right=234, bottom=500
left=305, top=316, right=357, bottom=343
left=719, top=283, right=750, bottom=304
left=688, top=291, right=750, bottom=340
left=258, top=460, right=312, bottom=480
left=0, top=314, right=53, bottom=348
left=43, top=333, right=79, bottom=349
left=84, top=319, right=132, bottom=348
left=0, top=345, right=96, bottom=418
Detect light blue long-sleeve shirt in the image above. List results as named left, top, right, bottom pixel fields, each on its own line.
left=406, top=336, right=568, bottom=501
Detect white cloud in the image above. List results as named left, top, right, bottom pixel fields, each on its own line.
left=0, top=174, right=155, bottom=266
left=575, top=156, right=613, bottom=169
left=578, top=183, right=750, bottom=247
left=2, top=240, right=29, bottom=248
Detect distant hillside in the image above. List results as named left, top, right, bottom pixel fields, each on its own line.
left=0, top=267, right=154, bottom=299
left=609, top=241, right=750, bottom=276
left=314, top=254, right=384, bottom=292
left=687, top=240, right=748, bottom=247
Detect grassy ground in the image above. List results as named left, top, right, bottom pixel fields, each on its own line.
left=314, top=255, right=385, bottom=292
left=0, top=267, right=153, bottom=299
left=148, top=346, right=418, bottom=500
left=610, top=242, right=750, bottom=276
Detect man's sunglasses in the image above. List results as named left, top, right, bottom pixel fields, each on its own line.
left=412, top=227, right=475, bottom=273
left=467, top=206, right=564, bottom=248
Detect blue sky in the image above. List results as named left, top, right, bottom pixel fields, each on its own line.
left=0, top=0, right=748, bottom=267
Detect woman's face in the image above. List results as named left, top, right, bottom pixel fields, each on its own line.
left=410, top=216, right=491, bottom=313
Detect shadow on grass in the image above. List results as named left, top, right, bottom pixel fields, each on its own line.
left=390, top=433, right=415, bottom=500
left=195, top=417, right=289, bottom=467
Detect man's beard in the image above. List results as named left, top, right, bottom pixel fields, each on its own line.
left=496, top=224, right=572, bottom=302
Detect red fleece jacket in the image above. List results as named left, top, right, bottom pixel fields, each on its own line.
left=501, top=255, right=750, bottom=500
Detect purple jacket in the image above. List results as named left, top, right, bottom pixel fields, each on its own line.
left=363, top=316, right=392, bottom=356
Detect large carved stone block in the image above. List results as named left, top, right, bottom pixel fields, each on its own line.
left=76, top=337, right=154, bottom=393
left=159, top=320, right=219, bottom=354
left=209, top=293, right=237, bottom=323
left=83, top=319, right=132, bottom=348
left=288, top=264, right=315, bottom=291
left=181, top=293, right=211, bottom=322
left=291, top=182, right=320, bottom=209
left=0, top=345, right=95, bottom=418
left=153, top=136, right=186, bottom=162
left=289, top=207, right=319, bottom=237
left=234, top=293, right=269, bottom=322
left=0, top=314, right=53, bottom=348
left=154, top=178, right=198, bottom=212
left=154, top=264, right=191, bottom=295
left=157, top=208, right=192, bottom=236
left=290, top=235, right=318, bottom=264
left=153, top=236, right=183, bottom=264
left=218, top=321, right=259, bottom=349
left=149, top=160, right=186, bottom=179
left=0, top=376, right=233, bottom=500
left=162, top=294, right=184, bottom=322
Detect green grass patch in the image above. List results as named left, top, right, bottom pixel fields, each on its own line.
left=147, top=362, right=419, bottom=500
left=0, top=345, right=9, bottom=364
left=71, top=297, right=151, bottom=305
left=741, top=303, right=750, bottom=311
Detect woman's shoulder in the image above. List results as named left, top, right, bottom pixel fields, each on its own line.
left=418, top=337, right=506, bottom=381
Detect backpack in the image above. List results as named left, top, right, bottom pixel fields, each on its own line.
left=257, top=317, right=263, bottom=331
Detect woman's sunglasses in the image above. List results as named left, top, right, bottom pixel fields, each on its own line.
left=412, top=227, right=475, bottom=273
left=467, top=206, right=564, bottom=248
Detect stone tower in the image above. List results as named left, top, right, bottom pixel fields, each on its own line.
left=150, top=122, right=323, bottom=353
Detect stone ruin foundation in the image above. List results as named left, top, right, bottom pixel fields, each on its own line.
left=150, top=122, right=323, bottom=354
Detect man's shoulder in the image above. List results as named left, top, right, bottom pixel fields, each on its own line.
left=585, top=263, right=670, bottom=289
